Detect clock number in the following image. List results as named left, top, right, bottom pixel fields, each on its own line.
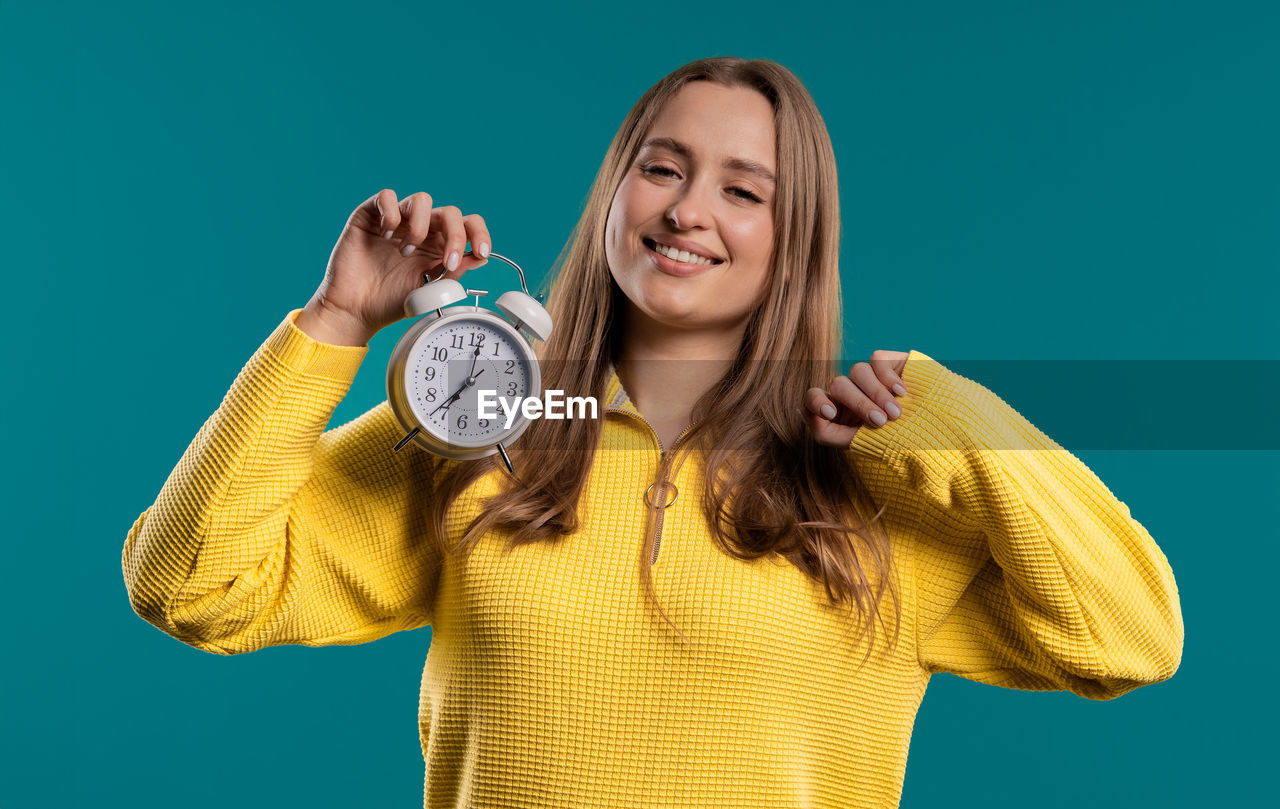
left=507, top=381, right=519, bottom=397
left=492, top=342, right=501, bottom=357
left=450, top=334, right=464, bottom=350
left=479, top=417, right=490, bottom=428
left=432, top=346, right=448, bottom=362
left=468, top=332, right=485, bottom=347
left=424, top=367, right=436, bottom=381
left=456, top=413, right=468, bottom=430
left=505, top=360, right=515, bottom=374
left=424, top=387, right=437, bottom=403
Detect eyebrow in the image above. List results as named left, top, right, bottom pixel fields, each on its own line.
left=639, top=136, right=776, bottom=184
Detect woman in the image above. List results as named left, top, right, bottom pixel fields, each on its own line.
left=123, top=57, right=1184, bottom=808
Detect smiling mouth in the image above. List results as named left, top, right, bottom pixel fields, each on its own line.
left=642, top=238, right=724, bottom=266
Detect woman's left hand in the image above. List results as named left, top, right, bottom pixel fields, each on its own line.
left=801, top=350, right=911, bottom=447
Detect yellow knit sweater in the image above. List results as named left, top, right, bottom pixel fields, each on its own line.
left=122, top=309, right=1184, bottom=809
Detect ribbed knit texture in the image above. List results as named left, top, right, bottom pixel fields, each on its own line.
left=122, top=309, right=1184, bottom=809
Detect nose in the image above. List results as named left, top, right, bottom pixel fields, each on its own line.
left=665, top=178, right=712, bottom=231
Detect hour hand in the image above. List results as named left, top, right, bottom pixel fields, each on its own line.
left=428, top=390, right=461, bottom=418
left=429, top=368, right=488, bottom=418
left=429, top=381, right=466, bottom=417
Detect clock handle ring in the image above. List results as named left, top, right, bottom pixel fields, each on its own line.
left=422, top=250, right=532, bottom=296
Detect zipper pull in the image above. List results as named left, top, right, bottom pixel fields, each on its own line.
left=645, top=480, right=679, bottom=508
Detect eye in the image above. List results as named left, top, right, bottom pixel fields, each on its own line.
left=729, top=186, right=764, bottom=204
left=640, top=164, right=679, bottom=178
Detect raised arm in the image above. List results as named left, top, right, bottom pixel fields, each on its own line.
left=846, top=351, right=1184, bottom=700
left=122, top=309, right=447, bottom=656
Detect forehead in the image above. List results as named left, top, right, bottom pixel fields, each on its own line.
left=643, top=82, right=777, bottom=167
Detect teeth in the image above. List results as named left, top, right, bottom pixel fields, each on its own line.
left=650, top=241, right=717, bottom=265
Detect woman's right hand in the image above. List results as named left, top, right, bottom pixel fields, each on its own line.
left=298, top=189, right=492, bottom=346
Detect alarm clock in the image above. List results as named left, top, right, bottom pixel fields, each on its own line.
left=386, top=251, right=552, bottom=475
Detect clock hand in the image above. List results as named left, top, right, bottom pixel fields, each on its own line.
left=429, top=377, right=470, bottom=417
left=428, top=368, right=489, bottom=418
left=428, top=391, right=461, bottom=418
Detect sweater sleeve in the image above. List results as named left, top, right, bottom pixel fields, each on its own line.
left=846, top=350, right=1184, bottom=700
left=122, top=309, right=446, bottom=656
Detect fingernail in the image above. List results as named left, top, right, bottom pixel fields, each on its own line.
left=820, top=404, right=836, bottom=419
left=478, top=242, right=490, bottom=258
left=884, top=400, right=901, bottom=419
left=383, top=230, right=394, bottom=240
left=401, top=244, right=416, bottom=257
left=868, top=410, right=887, bottom=426
left=892, top=383, right=907, bottom=397
left=448, top=251, right=460, bottom=271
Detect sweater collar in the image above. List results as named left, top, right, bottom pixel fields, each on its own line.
left=603, top=362, right=638, bottom=415
left=603, top=362, right=703, bottom=466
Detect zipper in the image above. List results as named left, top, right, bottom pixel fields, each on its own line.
left=607, top=407, right=694, bottom=566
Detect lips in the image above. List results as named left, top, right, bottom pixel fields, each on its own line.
left=642, top=238, right=722, bottom=277
left=642, top=237, right=724, bottom=265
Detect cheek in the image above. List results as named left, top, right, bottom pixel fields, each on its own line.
left=607, top=183, right=643, bottom=241
left=727, top=217, right=775, bottom=265
left=604, top=190, right=630, bottom=256
left=618, top=175, right=674, bottom=222
left=609, top=183, right=668, bottom=263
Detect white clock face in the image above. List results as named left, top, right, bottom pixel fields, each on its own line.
left=405, top=316, right=534, bottom=446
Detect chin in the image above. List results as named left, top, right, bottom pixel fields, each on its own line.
left=638, top=302, right=703, bottom=329
left=643, top=299, right=747, bottom=333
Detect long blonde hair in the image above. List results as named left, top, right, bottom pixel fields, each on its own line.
left=426, top=57, right=901, bottom=666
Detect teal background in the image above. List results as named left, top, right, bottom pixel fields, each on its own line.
left=2, top=0, right=1275, bottom=806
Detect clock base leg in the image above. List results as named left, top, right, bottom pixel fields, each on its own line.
left=394, top=428, right=420, bottom=453
left=496, top=443, right=515, bottom=476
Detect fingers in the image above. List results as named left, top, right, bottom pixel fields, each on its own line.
left=368, top=189, right=492, bottom=281
left=464, top=214, right=491, bottom=260
left=395, top=192, right=437, bottom=257
left=424, top=205, right=465, bottom=271
left=797, top=392, right=857, bottom=447
left=831, top=374, right=891, bottom=426
left=803, top=387, right=846, bottom=424
left=868, top=349, right=909, bottom=397
left=803, top=366, right=901, bottom=430
left=369, top=189, right=434, bottom=253
left=373, top=189, right=402, bottom=239
left=444, top=213, right=492, bottom=279
left=842, top=362, right=901, bottom=425
left=799, top=350, right=913, bottom=446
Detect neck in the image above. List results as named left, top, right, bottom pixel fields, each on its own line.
left=613, top=308, right=746, bottom=432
